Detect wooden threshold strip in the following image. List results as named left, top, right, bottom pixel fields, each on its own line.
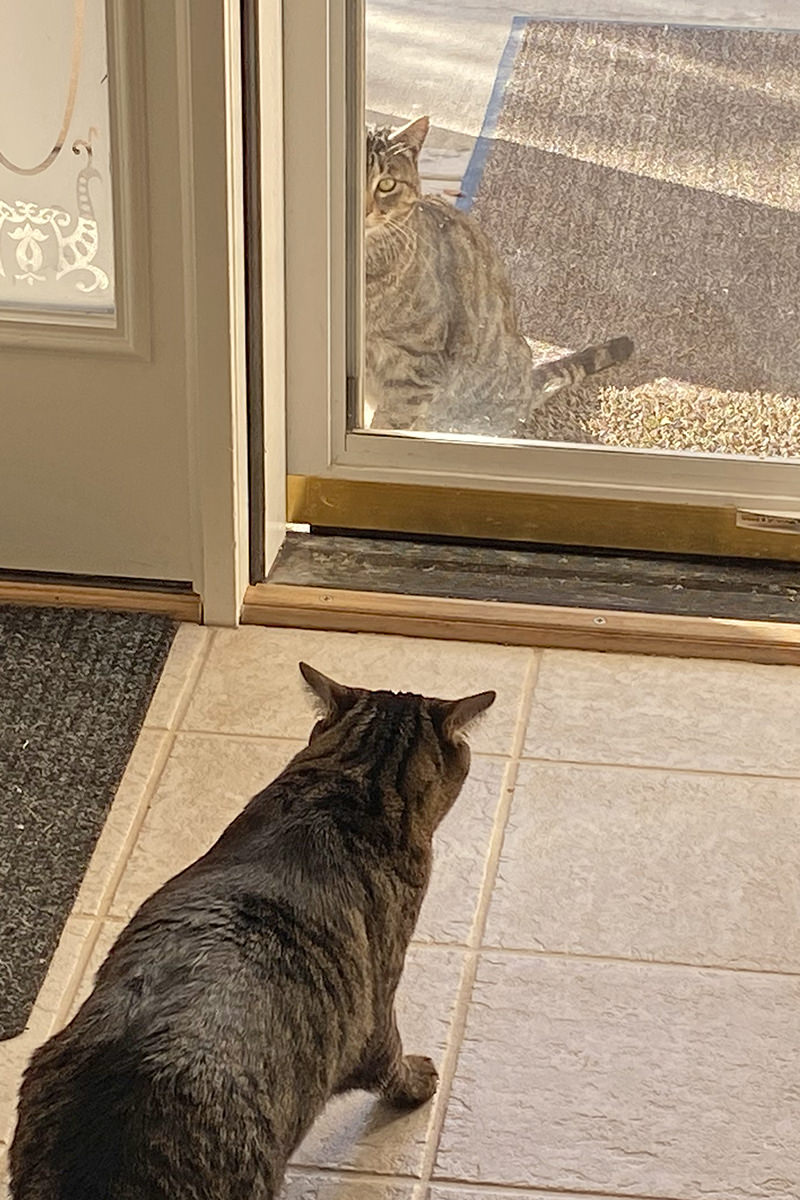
left=0, top=580, right=202, bottom=622
left=243, top=582, right=800, bottom=666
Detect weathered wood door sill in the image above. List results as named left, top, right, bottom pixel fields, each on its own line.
left=242, top=533, right=800, bottom=665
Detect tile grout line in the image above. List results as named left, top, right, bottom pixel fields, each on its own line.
left=156, top=731, right=800, bottom=786
left=517, top=754, right=800, bottom=783
left=171, top=728, right=518, bottom=757
left=412, top=651, right=542, bottom=1200
left=48, top=918, right=106, bottom=1043
left=284, top=1163, right=680, bottom=1200
left=467, top=652, right=542, bottom=953
left=429, top=1177, right=682, bottom=1199
left=66, top=733, right=175, bottom=922
left=52, top=629, right=219, bottom=1031
left=473, top=943, right=800, bottom=979
left=175, top=727, right=309, bottom=743
left=141, top=624, right=216, bottom=734
left=284, top=1164, right=420, bottom=1185
left=409, top=939, right=800, bottom=978
left=96, top=627, right=219, bottom=920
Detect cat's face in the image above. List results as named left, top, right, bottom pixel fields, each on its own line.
left=365, top=116, right=429, bottom=237
left=299, top=661, right=494, bottom=834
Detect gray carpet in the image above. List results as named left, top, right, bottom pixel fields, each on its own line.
left=467, top=19, right=800, bottom=455
left=0, top=606, right=176, bottom=1040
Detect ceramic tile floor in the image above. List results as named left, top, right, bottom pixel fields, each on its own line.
left=3, top=623, right=800, bottom=1199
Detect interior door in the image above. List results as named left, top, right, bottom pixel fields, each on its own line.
left=0, top=0, right=235, bottom=585
left=284, top=0, right=800, bottom=563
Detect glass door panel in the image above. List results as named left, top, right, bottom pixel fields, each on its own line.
left=361, top=4, right=799, bottom=458
left=0, top=0, right=115, bottom=319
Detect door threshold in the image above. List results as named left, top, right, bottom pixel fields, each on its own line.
left=0, top=573, right=202, bottom=622
left=243, top=582, right=800, bottom=666
left=243, top=532, right=800, bottom=663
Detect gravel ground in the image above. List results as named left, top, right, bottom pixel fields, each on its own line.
left=519, top=339, right=800, bottom=457
left=523, top=376, right=800, bottom=458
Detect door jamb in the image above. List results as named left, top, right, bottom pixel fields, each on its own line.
left=178, top=0, right=251, bottom=625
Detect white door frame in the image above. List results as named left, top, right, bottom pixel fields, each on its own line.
left=259, top=0, right=287, bottom=574
left=187, top=0, right=286, bottom=621
left=178, top=0, right=250, bottom=625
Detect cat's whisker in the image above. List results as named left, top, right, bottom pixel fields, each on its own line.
left=384, top=221, right=416, bottom=254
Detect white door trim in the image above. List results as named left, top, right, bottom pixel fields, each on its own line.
left=177, top=0, right=251, bottom=625
left=260, top=0, right=287, bottom=573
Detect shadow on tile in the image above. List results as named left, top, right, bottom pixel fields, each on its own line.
left=294, top=946, right=466, bottom=1178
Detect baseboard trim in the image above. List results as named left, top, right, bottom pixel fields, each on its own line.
left=242, top=582, right=800, bottom=665
left=0, top=580, right=202, bottom=622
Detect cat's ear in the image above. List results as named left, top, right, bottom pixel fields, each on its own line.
left=437, top=690, right=496, bottom=740
left=299, top=662, right=356, bottom=715
left=390, top=115, right=430, bottom=158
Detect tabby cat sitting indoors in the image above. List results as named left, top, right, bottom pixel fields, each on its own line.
left=366, top=115, right=632, bottom=436
left=10, top=663, right=495, bottom=1200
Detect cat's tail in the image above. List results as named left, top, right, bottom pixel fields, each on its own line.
left=527, top=335, right=633, bottom=419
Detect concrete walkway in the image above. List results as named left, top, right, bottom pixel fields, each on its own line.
left=366, top=0, right=800, bottom=192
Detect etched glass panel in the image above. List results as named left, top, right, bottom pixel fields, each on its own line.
left=0, top=0, right=115, bottom=317
left=360, top=2, right=800, bottom=460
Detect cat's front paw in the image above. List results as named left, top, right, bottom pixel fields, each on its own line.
left=384, top=1055, right=439, bottom=1108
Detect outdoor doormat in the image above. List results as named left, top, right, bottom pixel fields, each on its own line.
left=460, top=18, right=800, bottom=454
left=0, top=606, right=176, bottom=1040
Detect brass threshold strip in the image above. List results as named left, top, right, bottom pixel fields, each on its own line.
left=243, top=582, right=800, bottom=666
left=287, top=475, right=800, bottom=562
left=0, top=580, right=202, bottom=623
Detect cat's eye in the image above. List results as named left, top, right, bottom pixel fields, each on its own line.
left=376, top=177, right=397, bottom=194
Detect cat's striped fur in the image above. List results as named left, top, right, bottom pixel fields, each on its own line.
left=365, top=117, right=632, bottom=436
left=10, top=664, right=494, bottom=1200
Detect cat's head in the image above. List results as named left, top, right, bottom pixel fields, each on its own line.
left=299, top=661, right=494, bottom=832
left=365, top=116, right=429, bottom=236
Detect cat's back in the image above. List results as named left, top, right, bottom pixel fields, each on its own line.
left=10, top=780, right=375, bottom=1200
left=414, top=197, right=510, bottom=279
left=10, top=684, right=449, bottom=1200
left=411, top=197, right=519, bottom=343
